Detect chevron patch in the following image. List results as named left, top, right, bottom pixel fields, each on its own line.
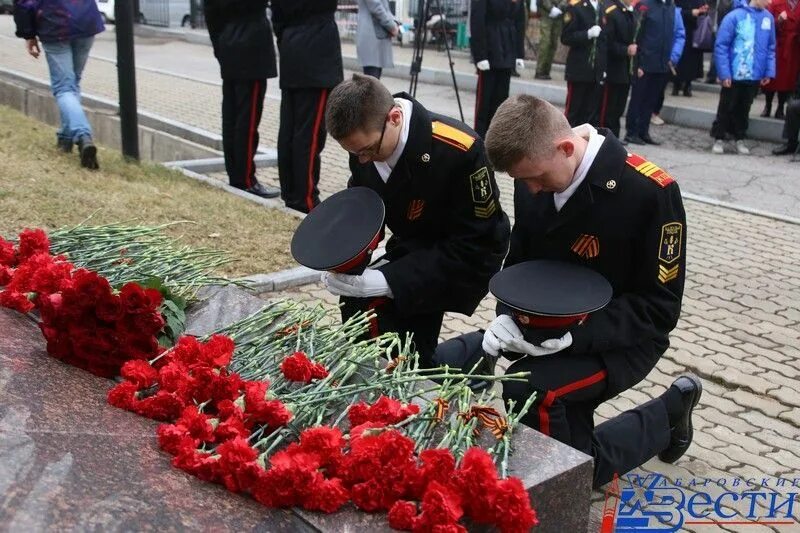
left=407, top=199, right=425, bottom=221
left=474, top=199, right=497, bottom=219
left=658, top=264, right=680, bottom=283
left=571, top=234, right=600, bottom=259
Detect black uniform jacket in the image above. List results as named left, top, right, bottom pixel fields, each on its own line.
left=348, top=94, right=511, bottom=317
left=203, top=0, right=277, bottom=81
left=503, top=131, right=686, bottom=387
left=470, top=0, right=527, bottom=70
left=270, top=0, right=344, bottom=90
left=561, top=0, right=606, bottom=82
left=601, top=0, right=636, bottom=84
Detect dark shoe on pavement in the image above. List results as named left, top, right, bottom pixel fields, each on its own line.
left=624, top=135, right=646, bottom=145
left=772, top=143, right=798, bottom=156
left=658, top=374, right=703, bottom=464
left=775, top=105, right=785, bottom=120
left=683, top=86, right=692, bottom=97
left=760, top=104, right=772, bottom=118
left=57, top=137, right=73, bottom=153
left=641, top=134, right=661, bottom=146
left=241, top=181, right=280, bottom=199
left=77, top=136, right=99, bottom=170
left=534, top=73, right=552, bottom=80
left=672, top=84, right=680, bottom=96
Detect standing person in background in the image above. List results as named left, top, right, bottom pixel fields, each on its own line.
left=536, top=0, right=568, bottom=79
left=357, top=0, right=399, bottom=79
left=470, top=0, right=527, bottom=138
left=772, top=71, right=800, bottom=158
left=14, top=0, right=103, bottom=170
left=204, top=0, right=279, bottom=198
left=560, top=0, right=606, bottom=126
left=624, top=0, right=685, bottom=145
left=272, top=0, right=344, bottom=213
left=599, top=0, right=636, bottom=137
left=760, top=0, right=800, bottom=118
left=706, top=0, right=735, bottom=81
left=711, top=0, right=776, bottom=155
left=672, top=0, right=709, bottom=96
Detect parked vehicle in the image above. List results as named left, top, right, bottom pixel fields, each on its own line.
left=138, top=0, right=191, bottom=27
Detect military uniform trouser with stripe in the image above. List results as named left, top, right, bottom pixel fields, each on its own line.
left=434, top=330, right=671, bottom=488
left=222, top=79, right=267, bottom=190
left=278, top=88, right=330, bottom=214
left=474, top=69, right=512, bottom=138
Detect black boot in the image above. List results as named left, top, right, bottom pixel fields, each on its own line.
left=775, top=104, right=785, bottom=120
left=77, top=136, right=99, bottom=170
left=658, top=374, right=703, bottom=464
left=683, top=82, right=692, bottom=97
left=672, top=83, right=680, bottom=96
left=56, top=137, right=73, bottom=153
left=772, top=142, right=798, bottom=155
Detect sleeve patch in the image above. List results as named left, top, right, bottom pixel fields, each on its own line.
left=432, top=121, right=475, bottom=152
left=470, top=167, right=493, bottom=204
left=474, top=199, right=498, bottom=219
left=658, top=264, right=680, bottom=283
left=659, top=222, right=682, bottom=264
left=626, top=152, right=675, bottom=188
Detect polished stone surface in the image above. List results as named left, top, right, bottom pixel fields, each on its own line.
left=184, top=285, right=267, bottom=336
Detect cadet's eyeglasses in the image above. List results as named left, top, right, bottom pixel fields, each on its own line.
left=351, top=108, right=391, bottom=158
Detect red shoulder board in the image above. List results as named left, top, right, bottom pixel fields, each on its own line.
left=625, top=153, right=674, bottom=188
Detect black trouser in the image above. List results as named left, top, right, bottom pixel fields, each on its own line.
left=783, top=98, right=800, bottom=146
left=711, top=82, right=760, bottom=140
left=626, top=72, right=668, bottom=138
left=363, top=66, right=383, bottom=79
left=278, top=88, right=329, bottom=213
left=475, top=69, right=512, bottom=138
left=598, top=82, right=630, bottom=139
left=222, top=79, right=266, bottom=189
left=565, top=81, right=601, bottom=127
left=434, top=331, right=670, bottom=488
left=341, top=296, right=444, bottom=368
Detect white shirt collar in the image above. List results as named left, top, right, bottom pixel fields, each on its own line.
left=590, top=0, right=599, bottom=10
left=553, top=124, right=605, bottom=212
left=374, top=98, right=413, bottom=182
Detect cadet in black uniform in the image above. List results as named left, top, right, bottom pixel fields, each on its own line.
left=561, top=0, right=605, bottom=126
left=470, top=0, right=527, bottom=138
left=322, top=74, right=511, bottom=366
left=271, top=0, right=344, bottom=213
left=598, top=0, right=636, bottom=138
left=203, top=0, right=279, bottom=198
left=437, top=94, right=702, bottom=488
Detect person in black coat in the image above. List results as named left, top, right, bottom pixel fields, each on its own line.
left=470, top=0, right=527, bottom=138
left=436, top=94, right=701, bottom=488
left=204, top=0, right=278, bottom=197
left=561, top=0, right=606, bottom=126
left=598, top=0, right=636, bottom=137
left=672, top=0, right=709, bottom=96
left=271, top=0, right=344, bottom=213
left=322, top=74, right=511, bottom=366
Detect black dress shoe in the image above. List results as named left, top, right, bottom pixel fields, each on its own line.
left=775, top=106, right=785, bottom=120
left=77, top=137, right=99, bottom=170
left=624, top=135, right=646, bottom=145
left=772, top=143, right=798, bottom=156
left=57, top=138, right=73, bottom=153
left=641, top=135, right=661, bottom=145
left=683, top=86, right=692, bottom=97
left=658, top=374, right=703, bottom=464
left=241, top=181, right=280, bottom=199
left=534, top=73, right=552, bottom=80
left=672, top=84, right=680, bottom=96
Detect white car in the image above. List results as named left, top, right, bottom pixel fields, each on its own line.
left=95, top=0, right=115, bottom=23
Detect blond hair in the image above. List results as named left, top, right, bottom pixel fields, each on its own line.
left=485, top=94, right=573, bottom=172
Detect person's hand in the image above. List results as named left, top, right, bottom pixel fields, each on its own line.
left=549, top=6, right=563, bottom=17
left=321, top=269, right=393, bottom=298
left=778, top=10, right=788, bottom=21
left=761, top=77, right=771, bottom=87
left=482, top=315, right=523, bottom=357
left=476, top=60, right=490, bottom=71
left=587, top=25, right=602, bottom=39
left=627, top=43, right=638, bottom=56
left=390, top=23, right=399, bottom=37
left=637, top=67, right=644, bottom=78
left=721, top=78, right=732, bottom=87
left=25, top=38, right=40, bottom=59
left=502, top=332, right=574, bottom=358
left=516, top=58, right=525, bottom=70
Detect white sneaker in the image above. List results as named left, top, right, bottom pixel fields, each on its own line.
left=651, top=114, right=665, bottom=126
left=712, top=140, right=725, bottom=154
left=736, top=140, right=750, bottom=155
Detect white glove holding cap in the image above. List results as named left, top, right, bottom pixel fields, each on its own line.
left=482, top=314, right=574, bottom=358
left=322, top=269, right=393, bottom=298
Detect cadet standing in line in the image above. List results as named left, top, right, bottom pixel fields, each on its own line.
left=271, top=0, right=344, bottom=213
left=470, top=0, right=527, bottom=138
left=535, top=0, right=568, bottom=80
left=597, top=0, right=636, bottom=138
left=561, top=0, right=606, bottom=126
left=321, top=74, right=511, bottom=367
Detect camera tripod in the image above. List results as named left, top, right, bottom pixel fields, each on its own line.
left=409, top=0, right=465, bottom=123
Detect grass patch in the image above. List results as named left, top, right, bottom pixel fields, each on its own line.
left=0, top=105, right=299, bottom=277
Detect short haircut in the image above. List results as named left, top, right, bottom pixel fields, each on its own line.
left=485, top=94, right=573, bottom=172
left=325, top=74, right=396, bottom=140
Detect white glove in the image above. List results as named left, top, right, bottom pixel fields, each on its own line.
left=482, top=315, right=573, bottom=357
left=476, top=60, right=491, bottom=71
left=502, top=332, right=573, bottom=358
left=515, top=58, right=525, bottom=70
left=549, top=6, right=563, bottom=17
left=321, top=269, right=393, bottom=298
left=587, top=25, right=602, bottom=39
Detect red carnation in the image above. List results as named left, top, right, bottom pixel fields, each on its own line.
left=135, top=391, right=184, bottom=421
left=494, top=477, right=539, bottom=532
left=107, top=381, right=138, bottom=410
left=297, top=426, right=344, bottom=465
left=172, top=448, right=219, bottom=483
left=214, top=414, right=249, bottom=442
left=0, top=266, right=13, bottom=286
left=216, top=437, right=259, bottom=492
left=157, top=423, right=198, bottom=455
left=414, top=481, right=464, bottom=530
left=201, top=334, right=235, bottom=368
left=389, top=500, right=418, bottom=531
left=119, top=282, right=160, bottom=315
left=0, top=290, right=34, bottom=313
left=280, top=351, right=313, bottom=383
left=303, top=477, right=350, bottom=513
left=16, top=228, right=50, bottom=261
left=348, top=395, right=420, bottom=427
left=452, top=448, right=499, bottom=523
left=311, top=362, right=329, bottom=380
left=0, top=237, right=15, bottom=267
left=120, top=359, right=159, bottom=389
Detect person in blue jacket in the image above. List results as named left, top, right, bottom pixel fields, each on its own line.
left=710, top=0, right=776, bottom=154
left=623, top=0, right=686, bottom=146
left=13, top=0, right=104, bottom=170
